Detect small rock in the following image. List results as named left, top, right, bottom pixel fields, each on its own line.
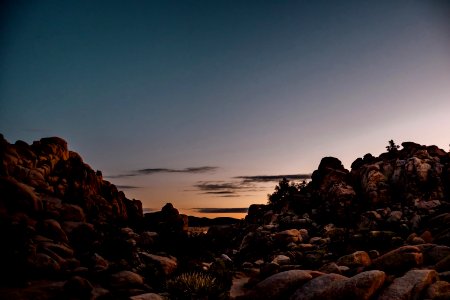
left=337, top=251, right=371, bottom=268
left=274, top=229, right=302, bottom=244
left=272, top=255, right=291, bottom=265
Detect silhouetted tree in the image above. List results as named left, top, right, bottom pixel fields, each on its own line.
left=268, top=178, right=301, bottom=208
left=386, top=139, right=400, bottom=153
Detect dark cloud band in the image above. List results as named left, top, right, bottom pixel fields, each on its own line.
left=107, top=166, right=219, bottom=178
left=235, top=174, right=311, bottom=183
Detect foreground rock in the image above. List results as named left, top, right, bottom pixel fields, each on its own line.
left=378, top=269, right=437, bottom=300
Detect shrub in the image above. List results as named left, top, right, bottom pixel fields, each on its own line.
left=167, top=271, right=228, bottom=299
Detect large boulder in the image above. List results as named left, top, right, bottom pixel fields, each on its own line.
left=372, top=246, right=423, bottom=273
left=290, top=273, right=348, bottom=300
left=378, top=269, right=437, bottom=300
left=250, top=270, right=314, bottom=299
left=291, top=270, right=385, bottom=300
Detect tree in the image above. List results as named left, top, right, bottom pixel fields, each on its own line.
left=268, top=177, right=300, bottom=207
left=386, top=139, right=400, bottom=153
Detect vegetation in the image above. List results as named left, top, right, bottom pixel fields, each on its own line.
left=386, top=139, right=400, bottom=152
left=268, top=177, right=305, bottom=208
left=167, top=271, right=228, bottom=299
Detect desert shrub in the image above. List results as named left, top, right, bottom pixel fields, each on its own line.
left=167, top=271, right=228, bottom=299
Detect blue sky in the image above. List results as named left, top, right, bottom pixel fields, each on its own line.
left=1, top=1, right=450, bottom=217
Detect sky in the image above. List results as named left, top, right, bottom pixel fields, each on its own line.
left=1, top=1, right=450, bottom=218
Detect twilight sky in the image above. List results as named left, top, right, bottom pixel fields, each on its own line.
left=1, top=1, right=450, bottom=218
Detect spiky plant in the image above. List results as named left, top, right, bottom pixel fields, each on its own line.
left=167, top=271, right=227, bottom=299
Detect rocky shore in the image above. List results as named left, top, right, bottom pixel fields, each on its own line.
left=1, top=135, right=450, bottom=299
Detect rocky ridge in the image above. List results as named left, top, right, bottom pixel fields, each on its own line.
left=1, top=136, right=450, bottom=300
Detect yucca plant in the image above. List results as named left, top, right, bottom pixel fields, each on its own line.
left=167, top=271, right=228, bottom=299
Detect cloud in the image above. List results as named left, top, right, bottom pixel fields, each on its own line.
left=116, top=185, right=141, bottom=189
left=195, top=208, right=248, bottom=213
left=107, top=166, right=219, bottom=178
left=194, top=182, right=246, bottom=191
left=192, top=174, right=310, bottom=197
left=137, top=166, right=218, bottom=174
left=235, top=174, right=311, bottom=183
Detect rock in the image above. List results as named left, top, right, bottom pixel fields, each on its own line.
left=291, top=270, right=385, bottom=300
left=251, top=270, right=313, bottom=299
left=130, top=293, right=164, bottom=300
left=60, top=204, right=85, bottom=222
left=415, top=243, right=450, bottom=264
left=434, top=254, right=450, bottom=272
left=138, top=231, right=159, bottom=247
left=272, top=255, right=291, bottom=265
left=140, top=253, right=177, bottom=276
left=425, top=281, right=450, bottom=300
left=0, top=177, right=42, bottom=213
left=378, top=269, right=437, bottom=300
left=64, top=276, right=93, bottom=298
left=319, top=262, right=341, bottom=274
left=40, top=219, right=68, bottom=242
left=274, top=229, right=302, bottom=244
left=337, top=251, right=371, bottom=268
left=109, top=270, right=144, bottom=290
left=290, top=273, right=348, bottom=300
left=260, top=262, right=280, bottom=279
left=90, top=253, right=109, bottom=272
left=372, top=246, right=423, bottom=273
left=32, top=253, right=61, bottom=274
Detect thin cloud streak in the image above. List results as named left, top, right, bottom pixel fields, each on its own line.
left=116, top=185, right=141, bottom=189
left=235, top=174, right=311, bottom=183
left=138, top=166, right=218, bottom=174
left=107, top=166, right=219, bottom=178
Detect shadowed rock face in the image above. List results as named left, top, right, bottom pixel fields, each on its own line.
left=0, top=135, right=144, bottom=288
left=0, top=134, right=143, bottom=223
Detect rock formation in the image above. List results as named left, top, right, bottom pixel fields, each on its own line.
left=2, top=136, right=450, bottom=300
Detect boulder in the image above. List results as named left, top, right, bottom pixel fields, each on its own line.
left=425, top=281, right=450, bottom=300
left=372, top=246, right=423, bottom=273
left=378, top=269, right=437, bottom=300
left=274, top=229, right=302, bottom=244
left=140, top=253, right=177, bottom=276
left=291, top=270, right=385, bottom=300
left=251, top=270, right=313, bottom=299
left=290, top=273, right=347, bottom=300
left=64, top=276, right=93, bottom=298
left=109, top=270, right=145, bottom=290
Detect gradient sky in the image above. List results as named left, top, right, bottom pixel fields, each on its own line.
left=1, top=1, right=450, bottom=218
